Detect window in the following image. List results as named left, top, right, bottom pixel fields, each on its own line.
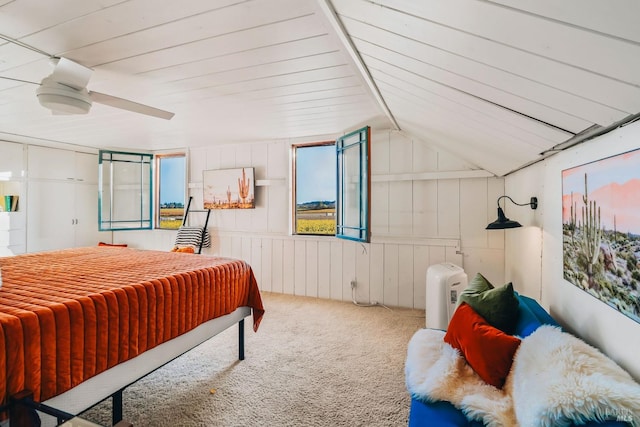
left=156, top=154, right=186, bottom=229
left=292, top=126, right=370, bottom=242
left=293, top=142, right=336, bottom=236
left=99, top=150, right=153, bottom=231
left=336, top=126, right=370, bottom=242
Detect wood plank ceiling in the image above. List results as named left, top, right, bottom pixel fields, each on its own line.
left=1, top=0, right=639, bottom=176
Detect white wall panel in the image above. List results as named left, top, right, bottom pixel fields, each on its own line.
left=371, top=181, right=390, bottom=235
left=383, top=244, right=399, bottom=306
left=271, top=239, right=283, bottom=293
left=305, top=240, right=319, bottom=298
left=398, top=245, right=414, bottom=307
left=460, top=179, right=489, bottom=248
left=369, top=243, right=385, bottom=304
left=318, top=241, right=331, bottom=299
left=412, top=180, right=438, bottom=237
left=330, top=240, right=343, bottom=300
left=412, top=245, right=430, bottom=310
left=283, top=240, right=295, bottom=295
left=487, top=178, right=506, bottom=250
left=355, top=242, right=371, bottom=304
left=437, top=180, right=460, bottom=237
left=413, top=140, right=438, bottom=172
left=371, top=131, right=390, bottom=175
left=241, top=237, right=252, bottom=266
left=294, top=240, right=306, bottom=296
left=251, top=237, right=263, bottom=289
left=389, top=132, right=413, bottom=173
left=341, top=241, right=356, bottom=302
left=388, top=181, right=412, bottom=236
left=261, top=238, right=273, bottom=292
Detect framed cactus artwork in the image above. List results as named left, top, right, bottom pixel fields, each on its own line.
left=203, top=167, right=255, bottom=209
left=562, top=148, right=640, bottom=324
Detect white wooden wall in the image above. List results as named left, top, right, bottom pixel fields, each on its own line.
left=117, top=129, right=508, bottom=309
left=506, top=120, right=640, bottom=381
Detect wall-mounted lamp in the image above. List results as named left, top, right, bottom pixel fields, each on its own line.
left=486, top=196, right=538, bottom=230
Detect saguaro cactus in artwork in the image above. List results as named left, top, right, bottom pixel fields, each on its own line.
left=580, top=173, right=603, bottom=289
left=238, top=168, right=251, bottom=205
left=226, top=186, right=232, bottom=206
left=569, top=191, right=577, bottom=244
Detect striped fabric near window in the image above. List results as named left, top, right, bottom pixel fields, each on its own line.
left=175, top=226, right=211, bottom=248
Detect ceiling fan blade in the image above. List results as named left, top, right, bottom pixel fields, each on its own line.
left=89, top=91, right=175, bottom=120
left=51, top=57, right=93, bottom=90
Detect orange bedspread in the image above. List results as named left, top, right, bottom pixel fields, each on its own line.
left=0, top=247, right=264, bottom=406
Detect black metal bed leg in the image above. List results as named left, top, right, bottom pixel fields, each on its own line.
left=239, top=318, right=245, bottom=361
left=113, top=388, right=123, bottom=425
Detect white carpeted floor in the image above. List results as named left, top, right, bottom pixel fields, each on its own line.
left=79, top=292, right=425, bottom=426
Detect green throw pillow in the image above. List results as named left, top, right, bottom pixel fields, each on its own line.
left=459, top=273, right=519, bottom=334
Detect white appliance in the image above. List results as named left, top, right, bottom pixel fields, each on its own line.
left=426, top=262, right=468, bottom=329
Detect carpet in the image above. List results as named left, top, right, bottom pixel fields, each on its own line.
left=78, top=292, right=425, bottom=426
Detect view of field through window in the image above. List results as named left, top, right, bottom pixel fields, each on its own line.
left=158, top=155, right=186, bottom=229
left=295, top=144, right=336, bottom=235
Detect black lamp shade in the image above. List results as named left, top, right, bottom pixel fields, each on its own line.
left=486, top=207, right=522, bottom=230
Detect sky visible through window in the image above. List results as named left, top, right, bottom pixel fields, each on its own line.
left=160, top=156, right=185, bottom=206
left=296, top=144, right=336, bottom=204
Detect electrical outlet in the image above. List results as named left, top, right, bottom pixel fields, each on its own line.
left=350, top=280, right=356, bottom=289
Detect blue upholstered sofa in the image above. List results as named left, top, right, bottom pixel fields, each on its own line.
left=407, top=294, right=632, bottom=427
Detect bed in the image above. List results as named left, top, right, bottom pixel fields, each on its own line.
left=0, top=246, right=264, bottom=424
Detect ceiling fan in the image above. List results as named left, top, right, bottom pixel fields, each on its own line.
left=0, top=35, right=174, bottom=120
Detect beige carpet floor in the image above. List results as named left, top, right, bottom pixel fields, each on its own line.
left=79, top=292, right=425, bottom=426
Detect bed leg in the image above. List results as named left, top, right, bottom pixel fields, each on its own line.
left=113, top=389, right=123, bottom=425
left=239, top=318, right=245, bottom=361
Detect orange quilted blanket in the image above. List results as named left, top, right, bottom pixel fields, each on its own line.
left=0, top=247, right=264, bottom=406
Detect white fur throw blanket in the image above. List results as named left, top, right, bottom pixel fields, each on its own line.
left=406, top=325, right=640, bottom=427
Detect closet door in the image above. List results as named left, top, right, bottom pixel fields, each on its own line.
left=74, top=181, right=102, bottom=247
left=27, top=180, right=75, bottom=251
left=27, top=147, right=104, bottom=252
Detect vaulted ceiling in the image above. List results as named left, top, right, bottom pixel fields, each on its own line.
left=1, top=0, right=639, bottom=176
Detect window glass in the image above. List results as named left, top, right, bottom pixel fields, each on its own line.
left=293, top=143, right=336, bottom=236
left=99, top=150, right=153, bottom=231
left=157, top=154, right=186, bottom=229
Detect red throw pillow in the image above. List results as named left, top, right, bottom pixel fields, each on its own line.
left=98, top=242, right=128, bottom=247
left=443, top=303, right=521, bottom=388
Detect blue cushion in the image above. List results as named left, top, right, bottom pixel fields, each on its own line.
left=518, top=294, right=558, bottom=327
left=409, top=399, right=483, bottom=427
left=513, top=294, right=557, bottom=337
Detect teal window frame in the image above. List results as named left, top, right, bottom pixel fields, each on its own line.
left=99, top=150, right=153, bottom=231
left=336, top=126, right=370, bottom=243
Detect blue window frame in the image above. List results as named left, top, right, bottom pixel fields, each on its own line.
left=336, top=126, right=370, bottom=242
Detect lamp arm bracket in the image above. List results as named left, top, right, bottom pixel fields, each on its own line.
left=497, top=195, right=538, bottom=210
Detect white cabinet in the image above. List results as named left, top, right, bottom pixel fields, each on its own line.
left=28, top=146, right=97, bottom=183
left=27, top=147, right=106, bottom=252
left=0, top=141, right=26, bottom=254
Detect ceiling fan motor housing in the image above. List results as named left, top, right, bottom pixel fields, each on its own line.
left=36, top=76, right=92, bottom=114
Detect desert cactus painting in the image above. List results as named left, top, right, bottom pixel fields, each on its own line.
left=203, top=167, right=255, bottom=209
left=562, top=149, right=640, bottom=324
